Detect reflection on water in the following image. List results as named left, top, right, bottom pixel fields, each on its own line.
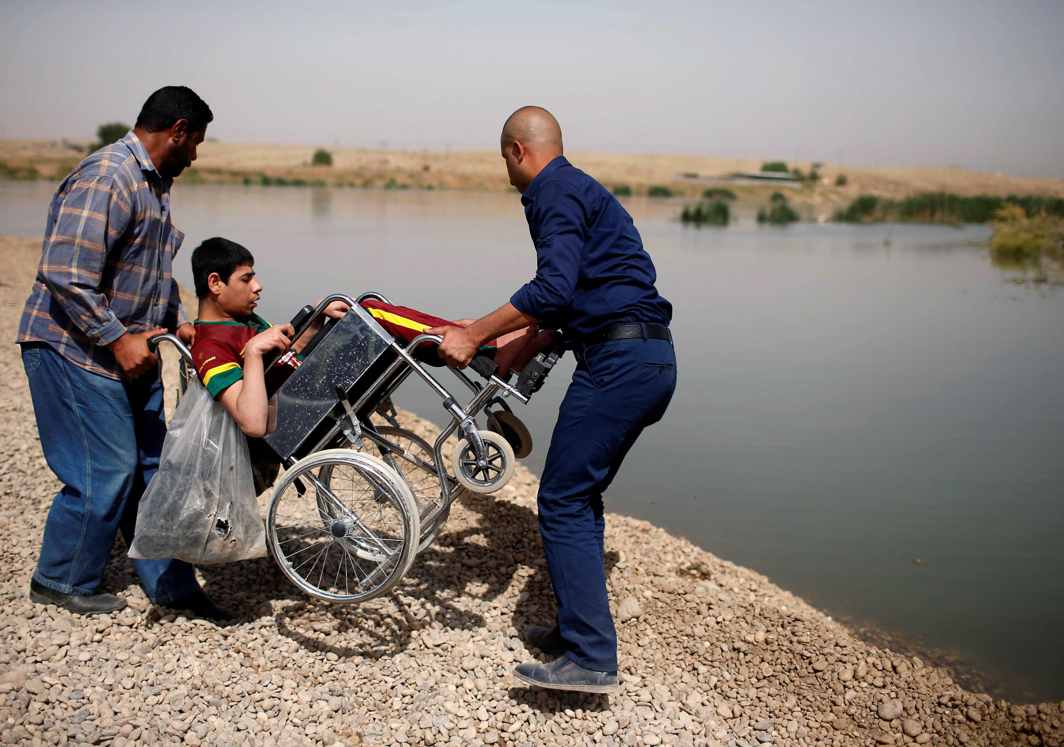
left=310, top=187, right=332, bottom=219
left=2, top=180, right=1063, bottom=702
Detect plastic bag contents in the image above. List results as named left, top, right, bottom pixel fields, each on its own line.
left=128, top=378, right=267, bottom=564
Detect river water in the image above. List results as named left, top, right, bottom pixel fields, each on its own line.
left=2, top=180, right=1062, bottom=702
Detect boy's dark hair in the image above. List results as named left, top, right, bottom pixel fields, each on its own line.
left=135, top=86, right=214, bottom=134
left=191, top=237, right=254, bottom=298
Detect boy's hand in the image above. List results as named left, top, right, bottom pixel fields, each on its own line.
left=176, top=322, right=195, bottom=346
left=323, top=300, right=349, bottom=320
left=245, top=324, right=294, bottom=357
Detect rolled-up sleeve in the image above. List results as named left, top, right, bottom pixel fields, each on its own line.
left=510, top=183, right=586, bottom=320
left=39, top=176, right=130, bottom=345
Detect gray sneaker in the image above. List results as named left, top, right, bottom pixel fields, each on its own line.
left=514, top=656, right=618, bottom=694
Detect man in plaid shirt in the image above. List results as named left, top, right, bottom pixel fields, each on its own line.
left=16, top=86, right=226, bottom=619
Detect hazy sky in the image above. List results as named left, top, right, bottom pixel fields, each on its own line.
left=3, top=0, right=1063, bottom=177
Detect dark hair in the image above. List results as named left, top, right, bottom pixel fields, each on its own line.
left=135, top=86, right=214, bottom=134
left=191, top=237, right=254, bottom=298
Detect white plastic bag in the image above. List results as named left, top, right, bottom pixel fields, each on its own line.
left=128, top=377, right=267, bottom=564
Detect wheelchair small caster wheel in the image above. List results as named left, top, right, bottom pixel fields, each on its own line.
left=451, top=430, right=515, bottom=494
left=486, top=410, right=533, bottom=459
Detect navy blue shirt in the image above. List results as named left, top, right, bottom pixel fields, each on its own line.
left=509, top=156, right=672, bottom=338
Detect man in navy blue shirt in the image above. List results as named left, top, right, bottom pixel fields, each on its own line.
left=429, top=106, right=676, bottom=693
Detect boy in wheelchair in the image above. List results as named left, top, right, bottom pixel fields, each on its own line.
left=189, top=237, right=554, bottom=490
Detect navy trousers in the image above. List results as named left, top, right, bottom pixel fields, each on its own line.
left=21, top=344, right=201, bottom=604
left=538, top=337, right=676, bottom=672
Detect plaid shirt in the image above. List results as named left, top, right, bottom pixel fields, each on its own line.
left=16, top=132, right=187, bottom=380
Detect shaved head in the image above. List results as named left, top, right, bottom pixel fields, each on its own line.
left=499, top=106, right=564, bottom=192
left=501, top=106, right=563, bottom=153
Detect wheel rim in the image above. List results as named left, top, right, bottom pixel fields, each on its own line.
left=451, top=431, right=515, bottom=494
left=459, top=444, right=507, bottom=484
left=267, top=451, right=418, bottom=603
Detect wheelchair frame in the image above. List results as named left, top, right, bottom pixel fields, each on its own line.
left=151, top=291, right=558, bottom=604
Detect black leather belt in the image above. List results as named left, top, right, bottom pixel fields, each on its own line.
left=581, top=322, right=672, bottom=346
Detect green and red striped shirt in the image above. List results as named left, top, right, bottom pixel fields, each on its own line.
left=191, top=315, right=272, bottom=398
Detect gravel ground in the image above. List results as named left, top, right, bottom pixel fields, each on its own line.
left=0, top=234, right=1061, bottom=746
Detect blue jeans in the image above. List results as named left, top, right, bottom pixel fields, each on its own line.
left=538, top=337, right=676, bottom=672
left=21, top=343, right=201, bottom=604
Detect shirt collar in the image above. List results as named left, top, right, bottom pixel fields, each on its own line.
left=121, top=131, right=157, bottom=174
left=121, top=131, right=172, bottom=190
left=521, top=155, right=569, bottom=205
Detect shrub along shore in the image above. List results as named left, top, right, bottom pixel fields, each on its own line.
left=833, top=193, right=1064, bottom=225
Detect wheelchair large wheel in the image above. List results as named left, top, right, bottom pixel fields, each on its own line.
left=351, top=426, right=450, bottom=551
left=267, top=449, right=420, bottom=603
left=451, top=430, right=515, bottom=495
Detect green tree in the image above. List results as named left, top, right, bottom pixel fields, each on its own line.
left=760, top=161, right=789, bottom=173
left=90, top=122, right=131, bottom=152
left=312, top=148, right=333, bottom=167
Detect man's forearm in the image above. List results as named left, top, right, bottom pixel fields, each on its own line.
left=428, top=303, right=538, bottom=369
left=42, top=269, right=126, bottom=345
left=466, top=303, right=537, bottom=345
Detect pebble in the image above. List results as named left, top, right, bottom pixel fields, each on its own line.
left=902, top=718, right=923, bottom=737
left=0, top=669, right=27, bottom=688
left=878, top=699, right=904, bottom=720
left=618, top=596, right=643, bottom=622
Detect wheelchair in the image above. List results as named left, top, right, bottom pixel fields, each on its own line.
left=150, top=292, right=562, bottom=605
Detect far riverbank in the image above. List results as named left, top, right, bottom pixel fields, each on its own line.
left=4, top=138, right=1064, bottom=225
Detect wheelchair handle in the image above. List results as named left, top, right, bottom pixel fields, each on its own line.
left=406, top=333, right=445, bottom=353
left=147, top=333, right=193, bottom=363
